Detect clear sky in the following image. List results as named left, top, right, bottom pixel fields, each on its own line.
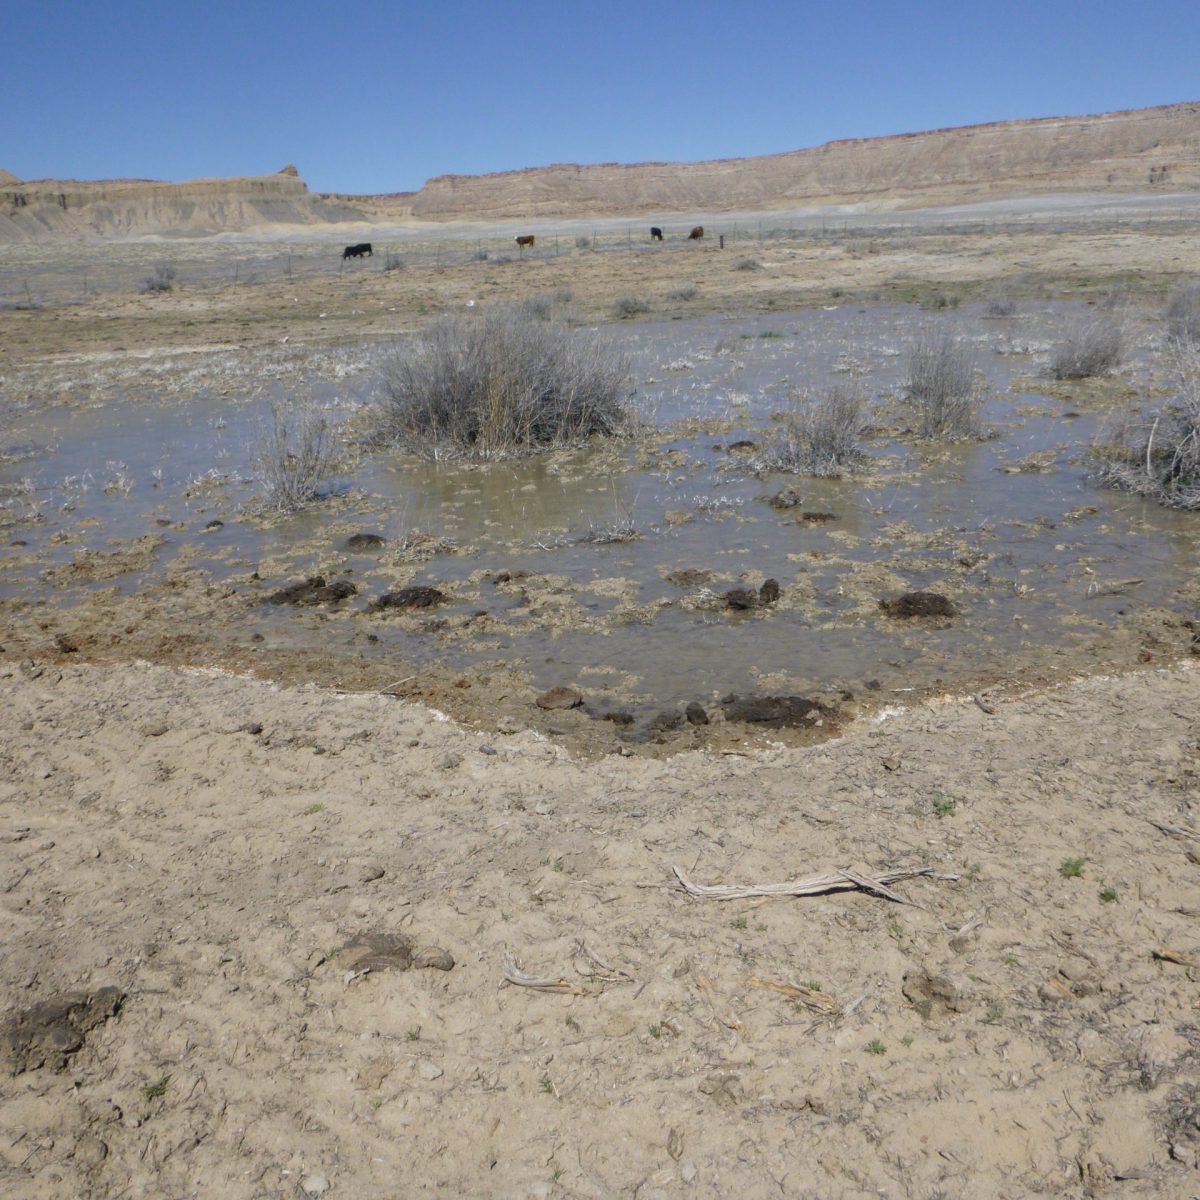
left=6, top=0, right=1198, bottom=195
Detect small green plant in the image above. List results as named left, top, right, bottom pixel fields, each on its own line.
left=801, top=980, right=822, bottom=992
left=866, top=1039, right=887, bottom=1056
left=732, top=916, right=748, bottom=930
left=963, top=862, right=982, bottom=882
left=648, top=1024, right=662, bottom=1039
left=142, top=1073, right=171, bottom=1101
left=564, top=1015, right=580, bottom=1032
left=901, top=1034, right=914, bottom=1047
left=1060, top=857, right=1087, bottom=878
left=1099, top=885, right=1118, bottom=903
left=406, top=1027, right=421, bottom=1042
left=933, top=794, right=957, bottom=818
left=754, top=922, right=768, bottom=933
left=300, top=803, right=324, bottom=816
left=983, top=1005, right=1004, bottom=1025
left=540, top=1074, right=555, bottom=1094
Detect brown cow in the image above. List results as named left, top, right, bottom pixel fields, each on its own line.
left=688, top=226, right=704, bottom=240
left=514, top=235, right=535, bottom=248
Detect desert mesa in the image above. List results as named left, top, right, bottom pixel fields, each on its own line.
left=3, top=100, right=1200, bottom=239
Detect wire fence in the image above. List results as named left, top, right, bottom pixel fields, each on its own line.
left=4, top=210, right=1200, bottom=309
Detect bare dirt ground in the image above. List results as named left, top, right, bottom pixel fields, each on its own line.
left=3, top=204, right=1200, bottom=1197
left=3, top=659, right=1200, bottom=1198
left=5, top=219, right=1200, bottom=380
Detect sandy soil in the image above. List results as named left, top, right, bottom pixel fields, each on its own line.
left=3, top=657, right=1200, bottom=1198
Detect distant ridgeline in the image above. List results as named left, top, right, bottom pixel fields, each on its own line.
left=371, top=101, right=1200, bottom=222
left=0, top=166, right=366, bottom=241
left=4, top=102, right=1199, bottom=239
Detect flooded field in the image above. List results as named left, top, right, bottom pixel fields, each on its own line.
left=3, top=297, right=1198, bottom=748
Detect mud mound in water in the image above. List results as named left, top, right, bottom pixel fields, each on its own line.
left=880, top=592, right=957, bottom=619
left=266, top=577, right=357, bottom=605
left=370, top=586, right=447, bottom=611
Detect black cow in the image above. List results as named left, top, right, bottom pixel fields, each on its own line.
left=342, top=242, right=373, bottom=259
left=650, top=226, right=663, bottom=241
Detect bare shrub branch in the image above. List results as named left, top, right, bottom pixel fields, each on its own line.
left=252, top=400, right=337, bottom=513
left=374, top=306, right=631, bottom=460
left=904, top=331, right=984, bottom=440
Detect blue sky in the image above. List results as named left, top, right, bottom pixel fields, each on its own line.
left=5, top=0, right=1198, bottom=194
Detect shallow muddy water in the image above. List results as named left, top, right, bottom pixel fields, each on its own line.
left=3, top=301, right=1198, bottom=732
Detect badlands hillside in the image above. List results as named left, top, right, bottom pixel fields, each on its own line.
left=0, top=165, right=363, bottom=241
left=2, top=101, right=1199, bottom=240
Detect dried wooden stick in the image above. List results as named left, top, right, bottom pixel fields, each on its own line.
left=671, top=864, right=936, bottom=904
left=744, top=975, right=841, bottom=1014
left=1148, top=819, right=1200, bottom=841
left=573, top=940, right=634, bottom=984
left=695, top=974, right=743, bottom=1031
left=502, top=955, right=587, bottom=995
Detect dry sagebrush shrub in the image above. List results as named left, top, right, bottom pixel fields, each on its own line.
left=755, top=385, right=869, bottom=477
left=905, top=331, right=984, bottom=440
left=1050, top=315, right=1123, bottom=379
left=1093, top=342, right=1200, bottom=509
left=375, top=306, right=631, bottom=459
left=252, top=400, right=337, bottom=512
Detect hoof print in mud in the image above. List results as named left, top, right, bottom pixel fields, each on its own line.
left=267, top=576, right=357, bottom=606
left=2, top=987, right=125, bottom=1074
left=722, top=694, right=837, bottom=729
left=370, top=586, right=447, bottom=611
left=536, top=686, right=584, bottom=711
left=344, top=532, right=387, bottom=551
left=879, top=592, right=957, bottom=619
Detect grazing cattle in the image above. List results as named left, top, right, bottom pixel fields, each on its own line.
left=688, top=226, right=704, bottom=240
left=514, top=234, right=536, bottom=248
left=650, top=226, right=663, bottom=241
left=342, top=242, right=373, bottom=259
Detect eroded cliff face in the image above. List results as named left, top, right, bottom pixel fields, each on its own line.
left=5, top=102, right=1198, bottom=240
left=0, top=169, right=366, bottom=241
left=396, top=102, right=1200, bottom=221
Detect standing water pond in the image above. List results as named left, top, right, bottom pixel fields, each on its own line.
left=3, top=301, right=1198, bottom=749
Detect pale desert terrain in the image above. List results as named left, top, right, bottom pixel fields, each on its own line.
left=3, top=113, right=1200, bottom=1195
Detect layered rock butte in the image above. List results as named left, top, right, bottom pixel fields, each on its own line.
left=4, top=102, right=1199, bottom=240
